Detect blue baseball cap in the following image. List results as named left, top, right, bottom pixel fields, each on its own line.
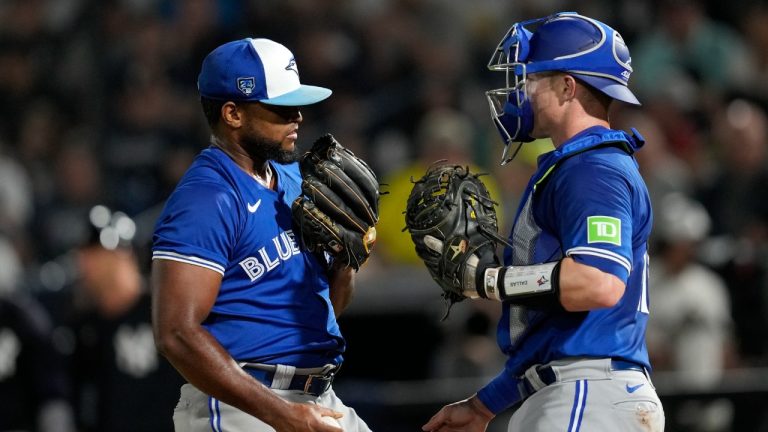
left=197, top=38, right=332, bottom=106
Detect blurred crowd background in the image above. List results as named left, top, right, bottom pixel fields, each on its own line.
left=1, top=0, right=768, bottom=431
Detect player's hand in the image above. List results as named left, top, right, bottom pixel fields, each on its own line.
left=422, top=395, right=494, bottom=432
left=276, top=402, right=344, bottom=432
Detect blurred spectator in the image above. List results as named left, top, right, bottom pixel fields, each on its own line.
left=699, top=99, right=768, bottom=237
left=613, top=108, right=695, bottom=219
left=647, top=193, right=735, bottom=431
left=375, top=107, right=502, bottom=266
left=0, top=235, right=75, bottom=432
left=697, top=99, right=768, bottom=361
left=32, top=138, right=104, bottom=261
left=15, top=100, right=63, bottom=210
left=740, top=2, right=768, bottom=101
left=632, top=0, right=754, bottom=103
left=0, top=147, right=36, bottom=271
left=430, top=299, right=503, bottom=379
left=66, top=206, right=184, bottom=432
left=0, top=150, right=33, bottom=234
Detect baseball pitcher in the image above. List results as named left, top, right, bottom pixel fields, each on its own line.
left=151, top=38, right=378, bottom=432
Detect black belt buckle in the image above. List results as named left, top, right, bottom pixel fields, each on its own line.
left=303, top=370, right=336, bottom=395
left=519, top=364, right=557, bottom=400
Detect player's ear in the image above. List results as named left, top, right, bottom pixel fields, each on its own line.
left=220, top=101, right=243, bottom=128
left=560, top=74, right=578, bottom=102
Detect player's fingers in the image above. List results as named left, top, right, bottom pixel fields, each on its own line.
left=319, top=415, right=343, bottom=432
left=317, top=407, right=344, bottom=419
left=422, top=413, right=445, bottom=431
left=424, top=425, right=462, bottom=432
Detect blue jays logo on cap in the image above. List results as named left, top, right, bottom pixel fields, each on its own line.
left=285, top=58, right=299, bottom=76
left=237, top=77, right=256, bottom=96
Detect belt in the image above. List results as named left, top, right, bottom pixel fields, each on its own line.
left=520, top=359, right=647, bottom=398
left=242, top=363, right=339, bottom=396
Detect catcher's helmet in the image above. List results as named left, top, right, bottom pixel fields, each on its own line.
left=487, top=12, right=640, bottom=164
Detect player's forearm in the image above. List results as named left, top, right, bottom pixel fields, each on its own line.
left=155, top=324, right=291, bottom=427
left=477, top=257, right=623, bottom=311
left=328, top=264, right=355, bottom=317
left=557, top=258, right=624, bottom=311
left=473, top=260, right=561, bottom=310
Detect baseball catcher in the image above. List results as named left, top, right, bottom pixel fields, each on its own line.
left=420, top=12, right=663, bottom=432
left=292, top=134, right=380, bottom=270
left=405, top=162, right=561, bottom=310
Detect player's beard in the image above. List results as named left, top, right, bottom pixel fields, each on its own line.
left=240, top=133, right=301, bottom=164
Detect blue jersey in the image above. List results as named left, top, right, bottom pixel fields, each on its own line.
left=152, top=147, right=344, bottom=367
left=478, top=126, right=653, bottom=413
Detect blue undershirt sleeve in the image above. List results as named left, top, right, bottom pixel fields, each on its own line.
left=476, top=368, right=522, bottom=415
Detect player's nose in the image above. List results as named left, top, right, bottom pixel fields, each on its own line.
left=287, top=107, right=302, bottom=123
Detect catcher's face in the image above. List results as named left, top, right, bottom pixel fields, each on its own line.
left=526, top=72, right=567, bottom=139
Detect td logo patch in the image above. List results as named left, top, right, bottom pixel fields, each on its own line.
left=587, top=216, right=621, bottom=245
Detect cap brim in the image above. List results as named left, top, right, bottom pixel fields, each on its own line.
left=259, top=85, right=332, bottom=106
left=574, top=74, right=641, bottom=106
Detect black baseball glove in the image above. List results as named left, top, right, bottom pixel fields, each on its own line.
left=292, top=134, right=380, bottom=270
left=405, top=162, right=509, bottom=310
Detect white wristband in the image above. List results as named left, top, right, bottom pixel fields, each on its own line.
left=483, top=267, right=503, bottom=301
left=483, top=262, right=559, bottom=302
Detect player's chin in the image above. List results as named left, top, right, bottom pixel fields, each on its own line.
left=275, top=143, right=301, bottom=164
left=282, top=134, right=297, bottom=150
left=529, top=127, right=547, bottom=140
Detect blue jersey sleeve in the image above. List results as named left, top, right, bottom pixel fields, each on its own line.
left=546, top=156, right=633, bottom=281
left=152, top=180, right=243, bottom=275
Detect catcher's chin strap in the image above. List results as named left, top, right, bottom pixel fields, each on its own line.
left=479, top=260, right=563, bottom=307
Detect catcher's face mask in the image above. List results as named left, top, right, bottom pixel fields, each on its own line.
left=486, top=12, right=640, bottom=165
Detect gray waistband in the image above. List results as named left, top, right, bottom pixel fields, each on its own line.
left=519, top=357, right=649, bottom=397
left=239, top=362, right=338, bottom=376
